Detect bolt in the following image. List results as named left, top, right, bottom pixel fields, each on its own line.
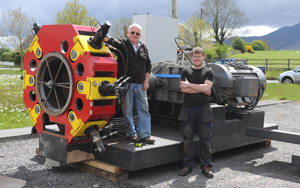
left=71, top=50, right=77, bottom=60
left=45, top=80, right=54, bottom=88
left=69, top=112, right=75, bottom=122
left=35, top=106, right=40, bottom=114
left=36, top=48, right=41, bottom=57
left=78, top=82, right=84, bottom=92
left=29, top=76, right=34, bottom=85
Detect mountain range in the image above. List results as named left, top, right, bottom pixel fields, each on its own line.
left=240, top=23, right=300, bottom=50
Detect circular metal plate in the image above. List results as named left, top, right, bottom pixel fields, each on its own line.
left=36, top=52, right=74, bottom=116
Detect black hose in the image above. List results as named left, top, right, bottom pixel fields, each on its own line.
left=110, top=47, right=127, bottom=76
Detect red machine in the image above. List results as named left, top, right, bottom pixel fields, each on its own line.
left=23, top=22, right=126, bottom=157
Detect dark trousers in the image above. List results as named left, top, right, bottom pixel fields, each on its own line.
left=181, top=105, right=212, bottom=168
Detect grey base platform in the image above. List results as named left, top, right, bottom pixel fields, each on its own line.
left=38, top=105, right=278, bottom=171
left=93, top=105, right=278, bottom=171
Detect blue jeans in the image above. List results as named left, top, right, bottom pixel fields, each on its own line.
left=122, top=83, right=151, bottom=138
left=181, top=105, right=212, bottom=168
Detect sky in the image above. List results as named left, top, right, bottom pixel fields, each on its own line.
left=0, top=0, right=300, bottom=37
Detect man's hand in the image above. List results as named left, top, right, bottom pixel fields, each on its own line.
left=202, top=88, right=211, bottom=95
left=103, top=37, right=109, bottom=42
left=179, top=78, right=190, bottom=89
left=143, top=80, right=149, bottom=90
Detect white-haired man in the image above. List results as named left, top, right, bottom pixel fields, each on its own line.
left=106, top=23, right=154, bottom=144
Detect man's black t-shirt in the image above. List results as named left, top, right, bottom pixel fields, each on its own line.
left=180, top=66, right=214, bottom=107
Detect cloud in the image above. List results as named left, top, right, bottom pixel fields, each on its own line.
left=237, top=25, right=279, bottom=37
left=238, top=0, right=300, bottom=28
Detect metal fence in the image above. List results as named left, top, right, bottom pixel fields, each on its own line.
left=245, top=59, right=300, bottom=70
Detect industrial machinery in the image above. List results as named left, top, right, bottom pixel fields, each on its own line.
left=23, top=23, right=274, bottom=170
left=23, top=22, right=130, bottom=165
left=148, top=37, right=266, bottom=122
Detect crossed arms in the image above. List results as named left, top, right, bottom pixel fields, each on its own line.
left=179, top=78, right=213, bottom=95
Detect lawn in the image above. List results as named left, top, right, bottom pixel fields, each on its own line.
left=228, top=50, right=300, bottom=79
left=0, top=74, right=33, bottom=130
left=0, top=69, right=23, bottom=75
left=228, top=50, right=300, bottom=59
left=261, top=83, right=300, bottom=100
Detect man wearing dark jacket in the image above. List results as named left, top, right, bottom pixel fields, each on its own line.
left=106, top=23, right=154, bottom=144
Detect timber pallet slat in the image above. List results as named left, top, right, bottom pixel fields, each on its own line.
left=69, top=160, right=128, bottom=182
left=37, top=147, right=128, bottom=182
left=81, top=160, right=125, bottom=173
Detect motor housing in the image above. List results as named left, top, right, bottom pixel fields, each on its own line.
left=148, top=61, right=266, bottom=114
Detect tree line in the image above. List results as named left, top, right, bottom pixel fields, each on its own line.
left=0, top=0, right=271, bottom=69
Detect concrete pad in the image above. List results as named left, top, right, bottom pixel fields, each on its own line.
left=0, top=127, right=37, bottom=142
left=0, top=175, right=26, bottom=188
left=257, top=100, right=292, bottom=107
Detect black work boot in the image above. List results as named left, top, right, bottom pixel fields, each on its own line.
left=201, top=165, right=214, bottom=178
left=179, top=167, right=192, bottom=176
left=128, top=136, right=140, bottom=143
left=141, top=136, right=155, bottom=144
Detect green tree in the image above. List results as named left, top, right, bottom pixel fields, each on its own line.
left=232, top=37, right=246, bottom=53
left=110, top=17, right=132, bottom=38
left=205, top=48, right=218, bottom=61
left=0, top=7, right=34, bottom=70
left=53, top=0, right=95, bottom=25
left=184, top=15, right=212, bottom=46
left=0, top=47, right=11, bottom=59
left=215, top=43, right=229, bottom=58
left=204, top=43, right=229, bottom=61
left=199, top=0, right=248, bottom=45
left=251, top=40, right=270, bottom=51
left=1, top=51, right=22, bottom=65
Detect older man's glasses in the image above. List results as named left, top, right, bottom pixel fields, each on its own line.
left=130, top=31, right=140, bottom=36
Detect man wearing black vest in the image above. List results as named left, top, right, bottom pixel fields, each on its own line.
left=178, top=47, right=214, bottom=178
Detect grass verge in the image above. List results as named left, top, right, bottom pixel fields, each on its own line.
left=0, top=69, right=23, bottom=75
left=0, top=74, right=33, bottom=130
left=261, top=83, right=300, bottom=100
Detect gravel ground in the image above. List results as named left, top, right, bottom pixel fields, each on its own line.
left=1, top=101, right=300, bottom=188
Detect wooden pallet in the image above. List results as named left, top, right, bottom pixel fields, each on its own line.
left=258, top=139, right=272, bottom=146
left=37, top=148, right=128, bottom=182
left=69, top=160, right=129, bottom=182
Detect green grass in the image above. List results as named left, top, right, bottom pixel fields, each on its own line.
left=261, top=83, right=300, bottom=100
left=0, top=74, right=33, bottom=130
left=228, top=50, right=300, bottom=80
left=0, top=69, right=23, bottom=75
left=228, top=50, right=300, bottom=59
left=265, top=69, right=284, bottom=80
